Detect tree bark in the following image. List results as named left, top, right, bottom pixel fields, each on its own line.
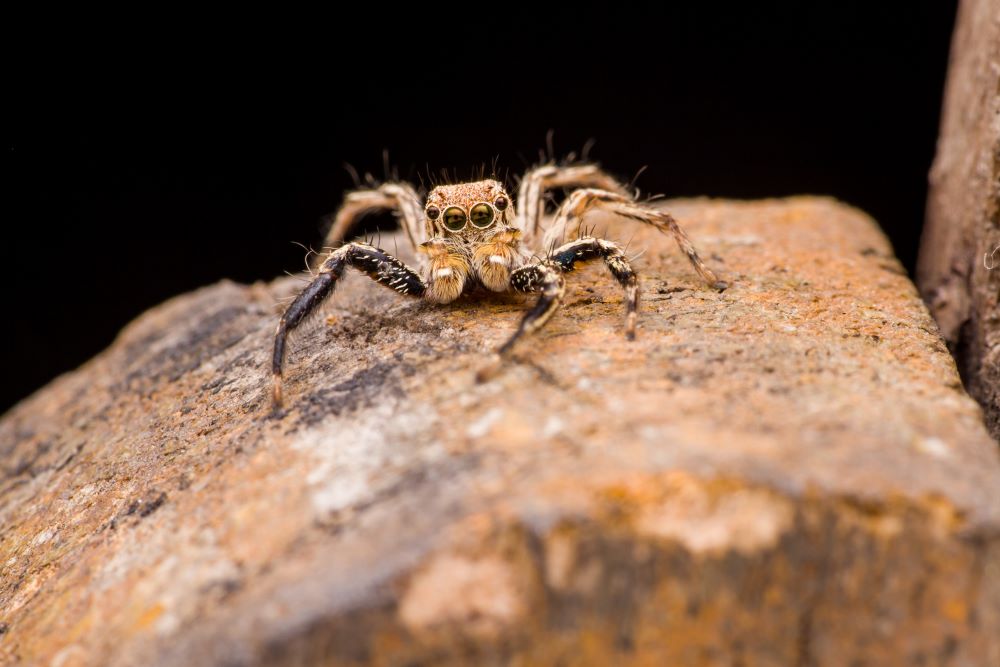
left=918, top=0, right=1000, bottom=439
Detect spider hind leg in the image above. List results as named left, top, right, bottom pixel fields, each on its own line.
left=542, top=187, right=727, bottom=292
left=517, top=163, right=631, bottom=245
left=321, top=182, right=427, bottom=265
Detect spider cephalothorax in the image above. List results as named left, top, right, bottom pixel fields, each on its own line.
left=271, top=163, right=727, bottom=407
left=419, top=179, right=526, bottom=301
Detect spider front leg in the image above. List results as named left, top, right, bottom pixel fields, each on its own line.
left=272, top=242, right=426, bottom=407
left=476, top=237, right=638, bottom=382
left=550, top=237, right=639, bottom=338
left=476, top=260, right=566, bottom=382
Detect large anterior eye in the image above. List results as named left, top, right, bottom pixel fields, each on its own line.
left=442, top=206, right=467, bottom=231
left=469, top=203, right=495, bottom=228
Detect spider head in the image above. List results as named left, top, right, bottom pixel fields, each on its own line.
left=424, top=179, right=513, bottom=237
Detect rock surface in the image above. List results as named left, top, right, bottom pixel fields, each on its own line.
left=918, top=0, right=1000, bottom=439
left=2, top=197, right=999, bottom=666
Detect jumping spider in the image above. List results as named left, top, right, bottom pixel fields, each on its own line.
left=271, top=163, right=726, bottom=406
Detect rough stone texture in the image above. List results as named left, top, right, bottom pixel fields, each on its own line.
left=918, top=0, right=1000, bottom=439
left=2, top=198, right=1000, bottom=667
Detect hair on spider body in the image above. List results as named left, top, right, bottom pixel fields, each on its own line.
left=270, top=163, right=726, bottom=407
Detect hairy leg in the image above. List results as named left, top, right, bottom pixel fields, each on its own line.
left=516, top=164, right=630, bottom=246
left=272, top=242, right=425, bottom=406
left=476, top=260, right=565, bottom=382
left=322, top=182, right=426, bottom=260
left=549, top=236, right=639, bottom=339
left=542, top=188, right=727, bottom=290
left=476, top=235, right=641, bottom=381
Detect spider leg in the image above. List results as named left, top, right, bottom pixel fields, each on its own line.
left=477, top=236, right=640, bottom=382
left=272, top=242, right=425, bottom=406
left=322, top=182, right=426, bottom=262
left=542, top=188, right=727, bottom=291
left=476, top=260, right=565, bottom=382
left=516, top=163, right=629, bottom=246
left=504, top=260, right=567, bottom=354
left=550, top=236, right=639, bottom=339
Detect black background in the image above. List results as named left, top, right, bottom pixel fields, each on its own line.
left=8, top=2, right=957, bottom=413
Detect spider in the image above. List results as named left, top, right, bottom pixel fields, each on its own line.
left=271, top=162, right=727, bottom=406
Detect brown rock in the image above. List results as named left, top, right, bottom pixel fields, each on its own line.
left=918, top=0, right=1000, bottom=438
left=2, top=198, right=999, bottom=666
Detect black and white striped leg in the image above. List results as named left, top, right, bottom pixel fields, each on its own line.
left=550, top=237, right=639, bottom=339
left=476, top=260, right=565, bottom=382
left=321, top=182, right=426, bottom=260
left=272, top=242, right=425, bottom=406
left=541, top=188, right=727, bottom=291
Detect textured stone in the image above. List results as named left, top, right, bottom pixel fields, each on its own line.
left=918, top=0, right=1000, bottom=438
left=2, top=198, right=999, bottom=666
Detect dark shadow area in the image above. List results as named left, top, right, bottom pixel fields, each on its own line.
left=7, top=2, right=957, bottom=412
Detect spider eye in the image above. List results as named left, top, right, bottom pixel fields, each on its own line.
left=425, top=205, right=440, bottom=220
left=494, top=196, right=508, bottom=211
left=442, top=206, right=467, bottom=231
left=470, top=203, right=495, bottom=228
